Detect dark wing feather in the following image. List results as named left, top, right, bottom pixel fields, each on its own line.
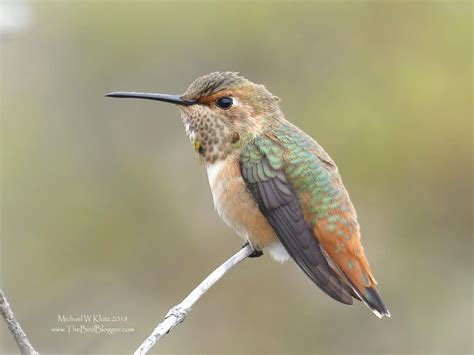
left=241, top=156, right=354, bottom=305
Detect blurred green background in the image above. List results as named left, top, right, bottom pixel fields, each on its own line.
left=1, top=0, right=472, bottom=354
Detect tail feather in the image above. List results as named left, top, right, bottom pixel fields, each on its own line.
left=362, top=287, right=391, bottom=318
left=325, top=252, right=390, bottom=318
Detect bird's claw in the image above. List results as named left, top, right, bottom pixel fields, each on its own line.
left=242, top=242, right=264, bottom=258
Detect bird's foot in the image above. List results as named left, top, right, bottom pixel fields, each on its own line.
left=242, top=242, right=264, bottom=258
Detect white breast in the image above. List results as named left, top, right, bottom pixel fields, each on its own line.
left=205, top=156, right=289, bottom=262
left=206, top=159, right=247, bottom=238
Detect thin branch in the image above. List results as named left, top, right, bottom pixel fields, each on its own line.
left=134, top=244, right=254, bottom=355
left=0, top=289, right=39, bottom=355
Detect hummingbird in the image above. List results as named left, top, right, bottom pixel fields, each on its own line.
left=106, top=72, right=390, bottom=318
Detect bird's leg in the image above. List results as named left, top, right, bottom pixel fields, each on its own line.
left=242, top=241, right=264, bottom=258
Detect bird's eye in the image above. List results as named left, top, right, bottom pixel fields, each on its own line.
left=216, top=96, right=233, bottom=110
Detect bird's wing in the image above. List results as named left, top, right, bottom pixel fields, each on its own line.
left=240, top=139, right=354, bottom=305
left=241, top=129, right=390, bottom=318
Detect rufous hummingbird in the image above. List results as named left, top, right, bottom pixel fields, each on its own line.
left=106, top=72, right=390, bottom=318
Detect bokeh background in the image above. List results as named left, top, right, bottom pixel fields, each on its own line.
left=1, top=0, right=472, bottom=354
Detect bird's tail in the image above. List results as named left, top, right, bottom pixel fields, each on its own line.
left=359, top=286, right=391, bottom=319
left=323, top=249, right=391, bottom=318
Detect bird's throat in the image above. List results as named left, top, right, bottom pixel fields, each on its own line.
left=182, top=112, right=236, bottom=164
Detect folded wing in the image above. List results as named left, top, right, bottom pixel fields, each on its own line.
left=241, top=153, right=354, bottom=305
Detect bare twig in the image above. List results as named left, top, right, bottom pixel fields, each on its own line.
left=134, top=244, right=254, bottom=355
left=0, top=289, right=39, bottom=355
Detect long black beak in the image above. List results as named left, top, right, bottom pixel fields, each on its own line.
left=105, top=92, right=197, bottom=106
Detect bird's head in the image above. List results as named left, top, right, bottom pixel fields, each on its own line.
left=106, top=72, right=282, bottom=164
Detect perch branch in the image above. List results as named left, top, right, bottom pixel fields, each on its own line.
left=0, top=289, right=39, bottom=355
left=134, top=244, right=254, bottom=355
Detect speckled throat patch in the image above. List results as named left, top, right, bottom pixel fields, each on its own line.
left=181, top=107, right=238, bottom=164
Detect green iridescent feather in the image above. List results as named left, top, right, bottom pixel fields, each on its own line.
left=241, top=122, right=349, bottom=227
